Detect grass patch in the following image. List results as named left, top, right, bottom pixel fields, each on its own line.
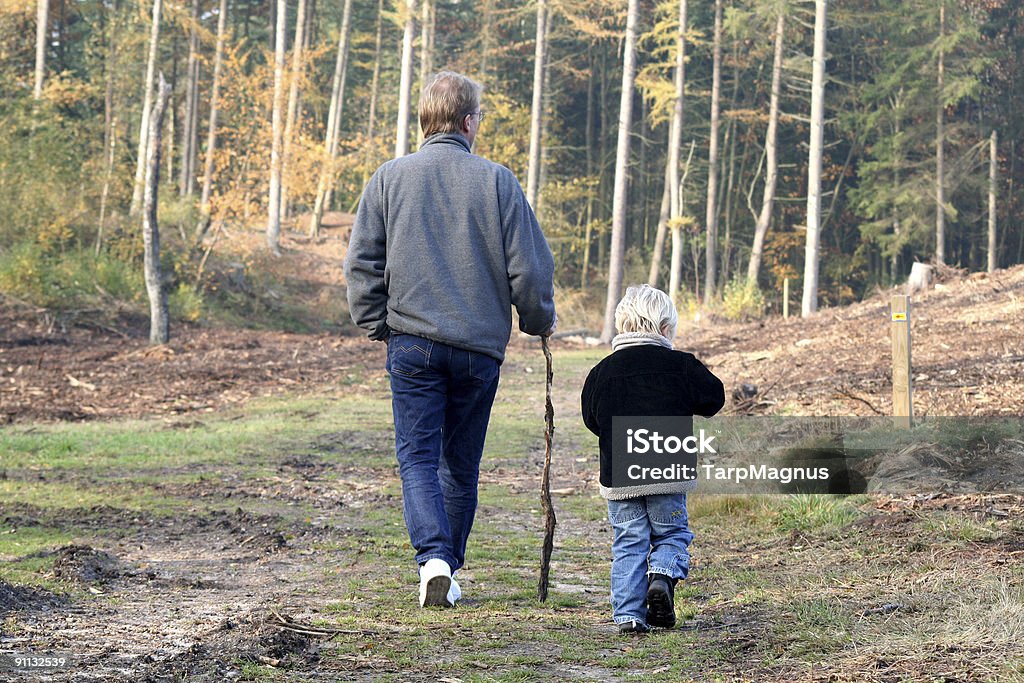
left=773, top=494, right=859, bottom=533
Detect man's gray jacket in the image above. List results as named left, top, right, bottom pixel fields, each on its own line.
left=344, top=133, right=556, bottom=362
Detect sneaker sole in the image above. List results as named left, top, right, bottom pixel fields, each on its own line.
left=422, top=575, right=452, bottom=608
left=646, top=584, right=676, bottom=628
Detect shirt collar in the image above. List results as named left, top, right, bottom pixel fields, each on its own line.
left=420, top=132, right=472, bottom=153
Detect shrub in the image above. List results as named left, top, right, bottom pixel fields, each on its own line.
left=0, top=242, right=144, bottom=311
left=169, top=283, right=204, bottom=322
left=721, top=277, right=766, bottom=321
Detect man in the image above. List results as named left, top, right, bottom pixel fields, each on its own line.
left=344, top=71, right=557, bottom=608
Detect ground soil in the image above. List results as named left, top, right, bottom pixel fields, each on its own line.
left=1, top=236, right=1022, bottom=681
left=2, top=240, right=1022, bottom=423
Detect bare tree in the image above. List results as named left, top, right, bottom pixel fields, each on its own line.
left=311, top=0, right=354, bottom=236
left=667, top=0, right=687, bottom=304
left=582, top=47, right=596, bottom=288
left=96, top=114, right=117, bottom=256
left=648, top=143, right=672, bottom=288
left=747, top=10, right=785, bottom=284
left=394, top=0, right=417, bottom=158
left=197, top=0, right=229, bottom=240
left=989, top=129, right=997, bottom=273
left=599, top=0, right=640, bottom=343
left=416, top=0, right=435, bottom=148
left=131, top=0, right=164, bottom=217
left=801, top=0, right=827, bottom=316
left=935, top=0, right=946, bottom=265
left=266, top=0, right=287, bottom=255
left=479, top=0, right=493, bottom=79
left=670, top=142, right=695, bottom=305
left=363, top=0, right=385, bottom=182
left=704, top=0, right=722, bottom=301
left=281, top=0, right=309, bottom=218
left=526, top=0, right=547, bottom=209
left=179, top=0, right=200, bottom=196
left=144, top=74, right=172, bottom=345
left=34, top=0, right=49, bottom=99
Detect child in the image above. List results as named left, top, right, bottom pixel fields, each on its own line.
left=581, top=285, right=725, bottom=633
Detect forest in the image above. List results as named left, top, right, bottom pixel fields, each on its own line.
left=1, top=0, right=1023, bottom=334
left=4, top=3, right=1024, bottom=679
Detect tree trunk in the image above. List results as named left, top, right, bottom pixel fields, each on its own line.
left=526, top=0, right=547, bottom=210
left=167, top=30, right=178, bottom=185
left=416, top=0, right=434, bottom=148
left=394, top=0, right=417, bottom=158
left=582, top=46, right=595, bottom=289
left=801, top=0, right=827, bottom=317
left=479, top=0, right=493, bottom=79
left=131, top=0, right=164, bottom=217
left=719, top=36, right=742, bottom=291
left=179, top=0, right=200, bottom=196
left=34, top=0, right=49, bottom=99
left=197, top=0, right=229, bottom=241
left=599, top=0, right=640, bottom=343
left=935, top=0, right=946, bottom=265
left=648, top=145, right=671, bottom=289
left=538, top=40, right=552, bottom=205
left=666, top=0, right=687, bottom=301
left=891, top=102, right=903, bottom=282
left=281, top=0, right=309, bottom=218
left=311, top=0, right=354, bottom=236
left=144, top=74, right=172, bottom=345
left=266, top=0, right=287, bottom=255
left=670, top=141, right=696, bottom=305
left=100, top=0, right=119, bottom=214
left=96, top=114, right=117, bottom=256
left=363, top=0, right=384, bottom=183
left=747, top=10, right=784, bottom=284
left=597, top=46, right=610, bottom=268
left=703, top=0, right=722, bottom=301
left=988, top=129, right=997, bottom=273
left=639, top=95, right=649, bottom=245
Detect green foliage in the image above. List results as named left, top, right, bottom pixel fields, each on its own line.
left=168, top=282, right=205, bottom=322
left=0, top=242, right=143, bottom=310
left=0, top=94, right=99, bottom=251
left=720, top=277, right=765, bottom=321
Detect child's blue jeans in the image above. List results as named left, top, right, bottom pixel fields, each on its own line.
left=606, top=493, right=694, bottom=626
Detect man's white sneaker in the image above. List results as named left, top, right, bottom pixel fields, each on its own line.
left=447, top=573, right=461, bottom=606
left=419, top=558, right=452, bottom=608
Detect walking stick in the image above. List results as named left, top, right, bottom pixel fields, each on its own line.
left=538, top=336, right=556, bottom=601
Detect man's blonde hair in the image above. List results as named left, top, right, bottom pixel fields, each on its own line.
left=614, top=285, right=678, bottom=340
left=418, top=71, right=482, bottom=138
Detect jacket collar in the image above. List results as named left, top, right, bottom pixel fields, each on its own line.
left=420, top=132, right=472, bottom=153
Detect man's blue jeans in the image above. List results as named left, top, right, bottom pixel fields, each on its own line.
left=386, top=333, right=500, bottom=570
left=606, top=493, right=694, bottom=625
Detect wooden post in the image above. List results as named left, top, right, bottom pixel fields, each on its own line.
left=783, top=278, right=790, bottom=319
left=891, top=295, right=912, bottom=428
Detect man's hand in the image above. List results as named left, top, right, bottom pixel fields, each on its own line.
left=541, top=314, right=558, bottom=338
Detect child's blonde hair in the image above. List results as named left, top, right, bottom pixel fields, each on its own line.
left=614, top=285, right=678, bottom=340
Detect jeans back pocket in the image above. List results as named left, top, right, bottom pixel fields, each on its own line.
left=387, top=335, right=432, bottom=377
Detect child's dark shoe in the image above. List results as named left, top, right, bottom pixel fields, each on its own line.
left=617, top=619, right=650, bottom=634
left=646, top=573, right=677, bottom=628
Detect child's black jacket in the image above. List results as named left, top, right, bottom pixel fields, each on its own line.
left=581, top=345, right=725, bottom=498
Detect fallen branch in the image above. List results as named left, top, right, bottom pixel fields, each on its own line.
left=836, top=387, right=885, bottom=415
left=269, top=609, right=381, bottom=636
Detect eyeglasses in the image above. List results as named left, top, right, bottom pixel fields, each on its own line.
left=468, top=111, right=486, bottom=121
